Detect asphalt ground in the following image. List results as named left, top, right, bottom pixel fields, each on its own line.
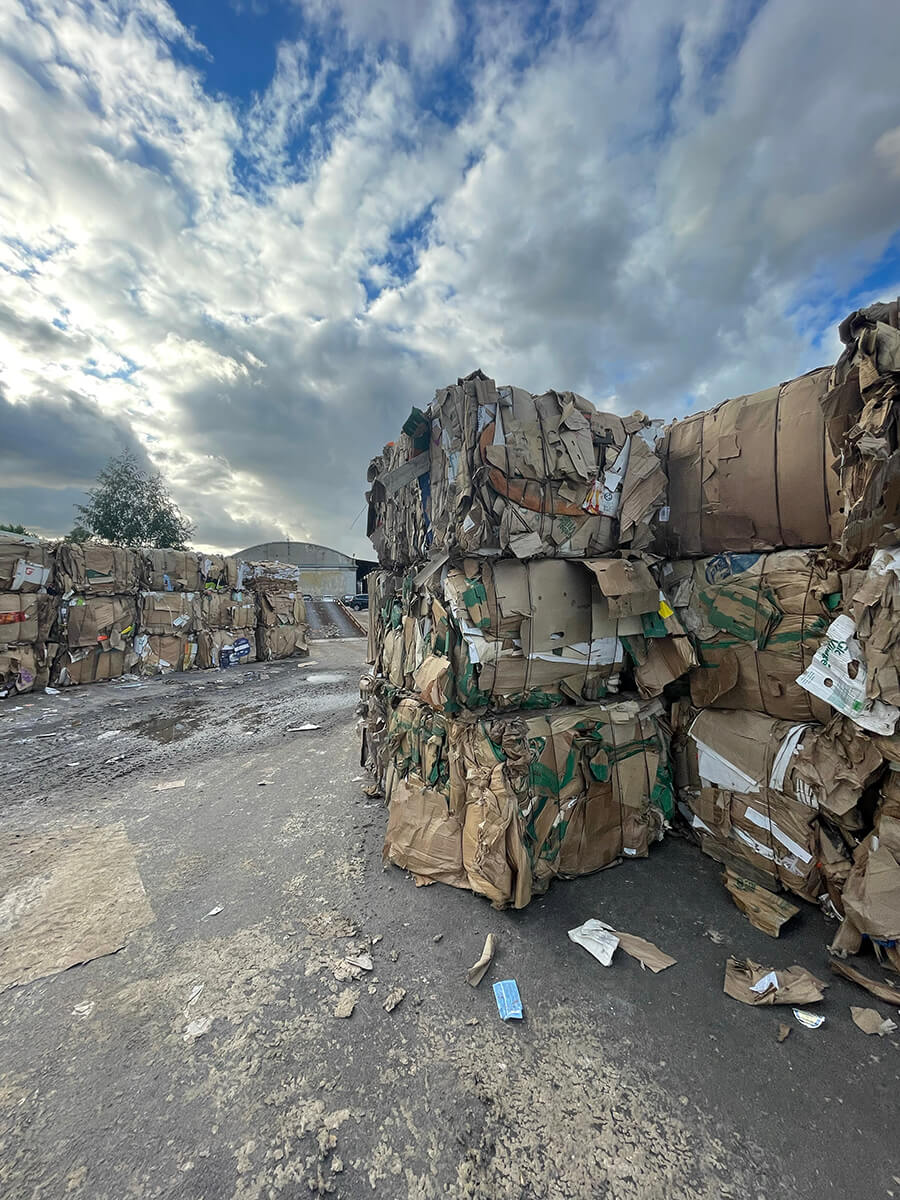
left=1, top=637, right=898, bottom=1199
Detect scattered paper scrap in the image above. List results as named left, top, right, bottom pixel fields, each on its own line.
left=287, top=723, right=320, bottom=732
left=723, top=871, right=800, bottom=937
left=466, top=933, right=497, bottom=987
left=465, top=1017, right=479, bottom=1026
left=776, top=1023, right=791, bottom=1042
left=203, top=906, right=223, bottom=919
left=830, top=959, right=900, bottom=1004
left=793, top=1008, right=825, bottom=1029
left=569, top=919, right=675, bottom=972
left=493, top=979, right=523, bottom=1021
left=568, top=919, right=619, bottom=966
left=183, top=1016, right=213, bottom=1042
left=851, top=1006, right=898, bottom=1036
left=334, top=989, right=358, bottom=1018
left=383, top=987, right=406, bottom=1012
left=96, top=730, right=121, bottom=740
left=153, top=780, right=186, bottom=792
left=184, top=984, right=204, bottom=1013
left=45, top=687, right=60, bottom=695
left=724, top=956, right=827, bottom=1006
left=72, top=1001, right=95, bottom=1018
left=345, top=953, right=374, bottom=972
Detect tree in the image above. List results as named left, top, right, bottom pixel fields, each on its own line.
left=76, top=450, right=195, bottom=549
left=0, top=522, right=32, bottom=535
left=65, top=525, right=91, bottom=543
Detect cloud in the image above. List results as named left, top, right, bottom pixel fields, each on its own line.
left=1, top=0, right=899, bottom=554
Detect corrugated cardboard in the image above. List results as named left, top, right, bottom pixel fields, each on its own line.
left=656, top=367, right=842, bottom=557
left=257, top=624, right=308, bottom=661
left=0, top=645, right=38, bottom=696
left=135, top=634, right=197, bottom=674
left=723, top=956, right=827, bottom=1005
left=383, top=777, right=468, bottom=889
left=200, top=590, right=257, bottom=631
left=0, top=532, right=53, bottom=593
left=201, top=554, right=239, bottom=591
left=55, top=646, right=134, bottom=686
left=56, top=543, right=140, bottom=596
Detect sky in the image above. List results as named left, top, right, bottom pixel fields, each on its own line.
left=1, top=0, right=899, bottom=556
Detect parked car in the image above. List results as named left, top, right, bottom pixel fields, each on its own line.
left=348, top=594, right=369, bottom=610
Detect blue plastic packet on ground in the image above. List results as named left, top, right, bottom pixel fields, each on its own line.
left=493, top=979, right=523, bottom=1020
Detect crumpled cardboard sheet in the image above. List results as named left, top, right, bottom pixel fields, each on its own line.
left=655, top=365, right=843, bottom=558
left=139, top=591, right=199, bottom=636
left=367, top=556, right=693, bottom=715
left=821, top=299, right=900, bottom=562
left=847, top=548, right=900, bottom=709
left=366, top=370, right=667, bottom=569
left=239, top=560, right=302, bottom=589
left=141, top=548, right=202, bottom=592
left=0, top=532, right=54, bottom=593
left=0, top=644, right=38, bottom=697
left=200, top=553, right=239, bottom=592
left=56, top=542, right=140, bottom=597
left=0, top=825, right=155, bottom=992
left=196, top=628, right=257, bottom=669
left=382, top=694, right=673, bottom=909
left=724, top=956, right=827, bottom=1006
left=664, top=550, right=840, bottom=722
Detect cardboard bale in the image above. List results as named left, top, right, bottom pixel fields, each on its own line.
left=240, top=560, right=302, bottom=590
left=847, top=548, right=900, bottom=709
left=0, top=644, right=38, bottom=697
left=196, top=629, right=256, bottom=669
left=55, top=646, right=136, bottom=686
left=382, top=694, right=672, bottom=909
left=796, top=613, right=899, bottom=736
left=142, top=548, right=201, bottom=592
left=655, top=367, right=843, bottom=557
left=62, top=596, right=137, bottom=650
left=366, top=371, right=667, bottom=569
left=55, top=543, right=140, bottom=596
left=201, top=554, right=239, bottom=591
left=200, top=590, right=257, bottom=631
left=139, top=591, right=199, bottom=636
left=134, top=633, right=197, bottom=675
left=0, top=592, right=39, bottom=646
left=369, top=556, right=693, bottom=715
left=664, top=550, right=841, bottom=721
left=681, top=707, right=884, bottom=902
left=257, top=624, right=308, bottom=661
left=0, top=532, right=53, bottom=592
left=821, top=299, right=900, bottom=561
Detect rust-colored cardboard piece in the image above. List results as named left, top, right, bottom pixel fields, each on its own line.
left=723, top=955, right=827, bottom=1006
left=723, top=871, right=799, bottom=937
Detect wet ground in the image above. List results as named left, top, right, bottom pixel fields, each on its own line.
left=305, top=598, right=365, bottom=640
left=1, top=637, right=899, bottom=1199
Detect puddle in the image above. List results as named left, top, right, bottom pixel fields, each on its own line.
left=299, top=672, right=348, bottom=685
left=128, top=714, right=201, bottom=744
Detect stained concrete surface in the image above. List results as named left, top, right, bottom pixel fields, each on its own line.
left=0, top=637, right=898, bottom=1198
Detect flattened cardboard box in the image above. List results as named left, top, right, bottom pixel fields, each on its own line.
left=201, top=590, right=257, bottom=631
left=257, top=624, right=308, bottom=660
left=196, top=628, right=257, bottom=669
left=63, top=596, right=137, bottom=650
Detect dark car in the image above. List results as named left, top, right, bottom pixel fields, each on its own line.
left=348, top=594, right=369, bottom=610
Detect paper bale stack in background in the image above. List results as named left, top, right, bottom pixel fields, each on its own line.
left=0, top=532, right=56, bottom=697
left=54, top=543, right=141, bottom=686
left=241, top=561, right=309, bottom=662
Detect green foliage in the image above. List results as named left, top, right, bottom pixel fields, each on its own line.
left=0, top=522, right=31, bottom=535
left=76, top=451, right=194, bottom=549
left=65, top=525, right=92, bottom=543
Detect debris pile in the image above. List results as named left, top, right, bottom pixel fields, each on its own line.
left=0, top=543, right=309, bottom=694
left=361, top=298, right=900, bottom=995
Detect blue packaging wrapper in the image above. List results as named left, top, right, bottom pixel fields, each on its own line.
left=493, top=979, right=523, bottom=1020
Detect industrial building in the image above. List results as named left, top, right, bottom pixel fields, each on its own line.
left=235, top=541, right=375, bottom=599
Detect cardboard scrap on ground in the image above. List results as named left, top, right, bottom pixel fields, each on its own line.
left=568, top=918, right=676, bottom=973
left=850, top=1006, right=898, bottom=1036
left=723, top=871, right=800, bottom=937
left=0, top=825, right=155, bottom=992
left=723, top=956, right=827, bottom=1006
left=466, top=933, right=497, bottom=987
left=152, top=779, right=186, bottom=792
left=829, top=959, right=900, bottom=1005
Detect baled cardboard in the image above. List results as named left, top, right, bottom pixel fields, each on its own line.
left=0, top=645, right=37, bottom=696
left=56, top=543, right=140, bottom=596
left=139, top=591, right=198, bottom=636
left=142, top=548, right=201, bottom=592
left=196, top=629, right=257, bottom=669
left=0, top=593, right=39, bottom=646
left=257, top=624, right=308, bottom=661
left=62, top=596, right=137, bottom=650
left=200, top=590, right=257, bottom=631
left=0, top=532, right=53, bottom=593
left=135, top=633, right=197, bottom=674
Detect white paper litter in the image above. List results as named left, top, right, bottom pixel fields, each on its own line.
left=567, top=919, right=620, bottom=966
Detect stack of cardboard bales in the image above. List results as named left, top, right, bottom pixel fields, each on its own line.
left=54, top=543, right=141, bottom=686
left=241, top=561, right=309, bottom=662
left=0, top=533, right=56, bottom=697
left=364, top=372, right=683, bottom=909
